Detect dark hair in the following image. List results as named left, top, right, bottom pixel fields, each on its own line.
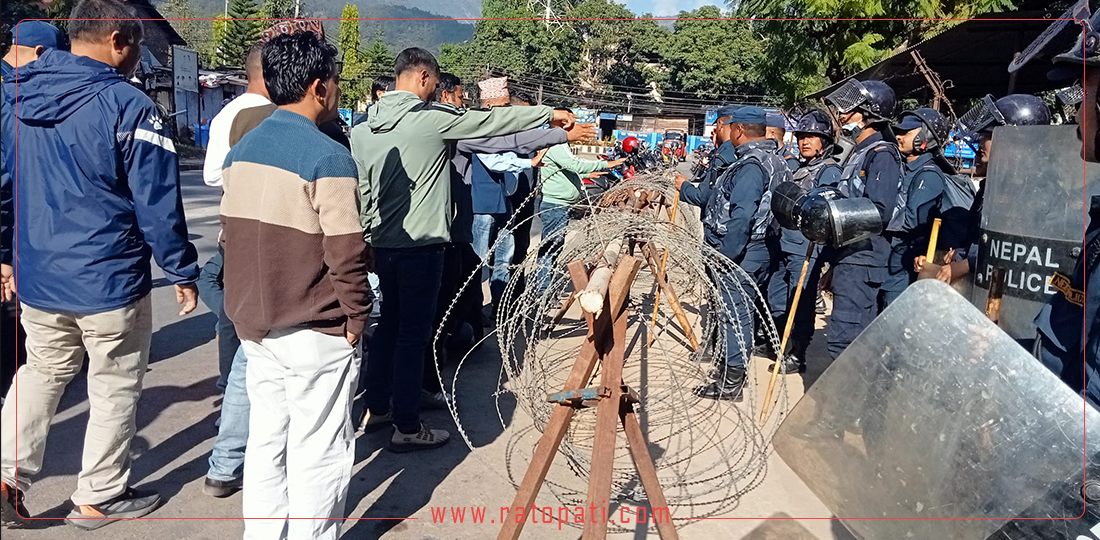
left=394, top=47, right=438, bottom=77
left=372, top=74, right=394, bottom=98
left=437, top=72, right=461, bottom=94
left=245, top=42, right=264, bottom=79
left=511, top=92, right=533, bottom=106
left=261, top=32, right=338, bottom=106
left=553, top=107, right=573, bottom=113
left=69, top=0, right=143, bottom=45
left=738, top=122, right=766, bottom=137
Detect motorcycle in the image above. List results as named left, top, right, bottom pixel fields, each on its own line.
left=581, top=136, right=666, bottom=203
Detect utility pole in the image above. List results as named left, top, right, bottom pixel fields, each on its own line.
left=295, top=0, right=301, bottom=18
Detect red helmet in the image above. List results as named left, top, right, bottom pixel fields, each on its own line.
left=621, top=136, right=639, bottom=153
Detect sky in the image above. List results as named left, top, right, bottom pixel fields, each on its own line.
left=623, top=0, right=720, bottom=17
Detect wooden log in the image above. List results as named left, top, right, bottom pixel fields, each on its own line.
left=621, top=404, right=680, bottom=540
left=641, top=244, right=699, bottom=351
left=552, top=261, right=590, bottom=326
left=497, top=257, right=641, bottom=540
left=647, top=191, right=681, bottom=347
left=582, top=303, right=628, bottom=540
left=579, top=237, right=624, bottom=314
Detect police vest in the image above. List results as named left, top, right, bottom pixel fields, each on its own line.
left=792, top=156, right=840, bottom=190
left=736, top=141, right=793, bottom=241
left=838, top=139, right=904, bottom=231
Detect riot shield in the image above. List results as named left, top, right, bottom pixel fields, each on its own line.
left=974, top=125, right=1100, bottom=339
left=774, top=280, right=1099, bottom=540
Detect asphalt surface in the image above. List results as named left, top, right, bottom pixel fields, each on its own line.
left=4, top=165, right=858, bottom=540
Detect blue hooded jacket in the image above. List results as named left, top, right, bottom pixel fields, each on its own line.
left=1, top=49, right=198, bottom=313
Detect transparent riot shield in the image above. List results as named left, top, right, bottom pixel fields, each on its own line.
left=975, top=125, right=1100, bottom=339
left=774, top=280, right=1099, bottom=540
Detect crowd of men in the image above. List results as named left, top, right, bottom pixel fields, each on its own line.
left=0, top=0, right=1096, bottom=538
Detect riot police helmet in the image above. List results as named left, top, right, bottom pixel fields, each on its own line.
left=793, top=109, right=835, bottom=143
left=894, top=108, right=949, bottom=152
left=824, top=78, right=896, bottom=122
left=955, top=94, right=1050, bottom=143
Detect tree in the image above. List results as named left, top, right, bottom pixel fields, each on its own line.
left=733, top=0, right=1023, bottom=103
left=659, top=7, right=765, bottom=98
left=362, top=31, right=395, bottom=77
left=209, top=14, right=230, bottom=67
left=223, top=0, right=263, bottom=67
left=568, top=0, right=668, bottom=95
left=259, top=0, right=294, bottom=27
left=337, top=4, right=367, bottom=109
left=440, top=0, right=579, bottom=103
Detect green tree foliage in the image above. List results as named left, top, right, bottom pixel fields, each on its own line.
left=569, top=0, right=660, bottom=93
left=440, top=0, right=579, bottom=101
left=223, top=0, right=263, bottom=66
left=209, top=14, right=230, bottom=67
left=659, top=6, right=765, bottom=98
left=259, top=0, right=295, bottom=26
left=338, top=4, right=367, bottom=109
left=362, top=31, right=395, bottom=77
left=734, top=0, right=1020, bottom=103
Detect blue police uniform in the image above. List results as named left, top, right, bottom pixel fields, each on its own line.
left=825, top=131, right=903, bottom=360
left=703, top=138, right=790, bottom=369
left=1034, top=195, right=1100, bottom=408
left=783, top=150, right=801, bottom=173
left=766, top=155, right=840, bottom=357
left=881, top=153, right=964, bottom=307
left=681, top=139, right=736, bottom=208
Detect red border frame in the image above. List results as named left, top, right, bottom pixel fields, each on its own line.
left=5, top=15, right=1092, bottom=530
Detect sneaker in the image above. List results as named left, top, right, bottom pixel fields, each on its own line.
left=202, top=477, right=242, bottom=498
left=388, top=422, right=450, bottom=453
left=420, top=390, right=448, bottom=411
left=360, top=409, right=393, bottom=433
left=1, top=482, right=29, bottom=529
left=64, top=488, right=161, bottom=531
left=816, top=295, right=827, bottom=315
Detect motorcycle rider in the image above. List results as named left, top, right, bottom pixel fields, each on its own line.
left=821, top=79, right=903, bottom=362
left=766, top=109, right=841, bottom=373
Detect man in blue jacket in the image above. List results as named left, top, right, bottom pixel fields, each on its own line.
left=0, top=0, right=199, bottom=530
left=0, top=20, right=65, bottom=406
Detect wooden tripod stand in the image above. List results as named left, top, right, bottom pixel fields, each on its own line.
left=496, top=254, right=681, bottom=540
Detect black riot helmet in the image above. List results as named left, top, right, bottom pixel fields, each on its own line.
left=793, top=109, right=835, bottom=143
left=894, top=108, right=949, bottom=152
left=824, top=78, right=897, bottom=123
left=955, top=94, right=1051, bottom=144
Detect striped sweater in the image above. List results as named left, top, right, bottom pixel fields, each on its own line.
left=220, top=109, right=372, bottom=341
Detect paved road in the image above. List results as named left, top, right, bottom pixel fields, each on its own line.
left=5, top=169, right=857, bottom=540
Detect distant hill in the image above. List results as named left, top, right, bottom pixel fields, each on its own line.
left=155, top=0, right=475, bottom=53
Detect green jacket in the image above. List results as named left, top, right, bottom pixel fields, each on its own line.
left=351, top=91, right=552, bottom=248
left=539, top=143, right=608, bottom=206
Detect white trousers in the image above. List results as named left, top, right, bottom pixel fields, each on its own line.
left=241, top=327, right=359, bottom=540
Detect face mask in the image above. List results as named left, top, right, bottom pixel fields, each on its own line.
left=841, top=122, right=862, bottom=137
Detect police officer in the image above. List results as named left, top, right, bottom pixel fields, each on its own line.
left=675, top=104, right=740, bottom=208
left=880, top=107, right=962, bottom=307
left=767, top=109, right=841, bottom=373
left=766, top=113, right=800, bottom=172
left=821, top=79, right=903, bottom=362
left=674, top=106, right=791, bottom=401
left=919, top=94, right=1051, bottom=283
left=1013, top=7, right=1100, bottom=408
